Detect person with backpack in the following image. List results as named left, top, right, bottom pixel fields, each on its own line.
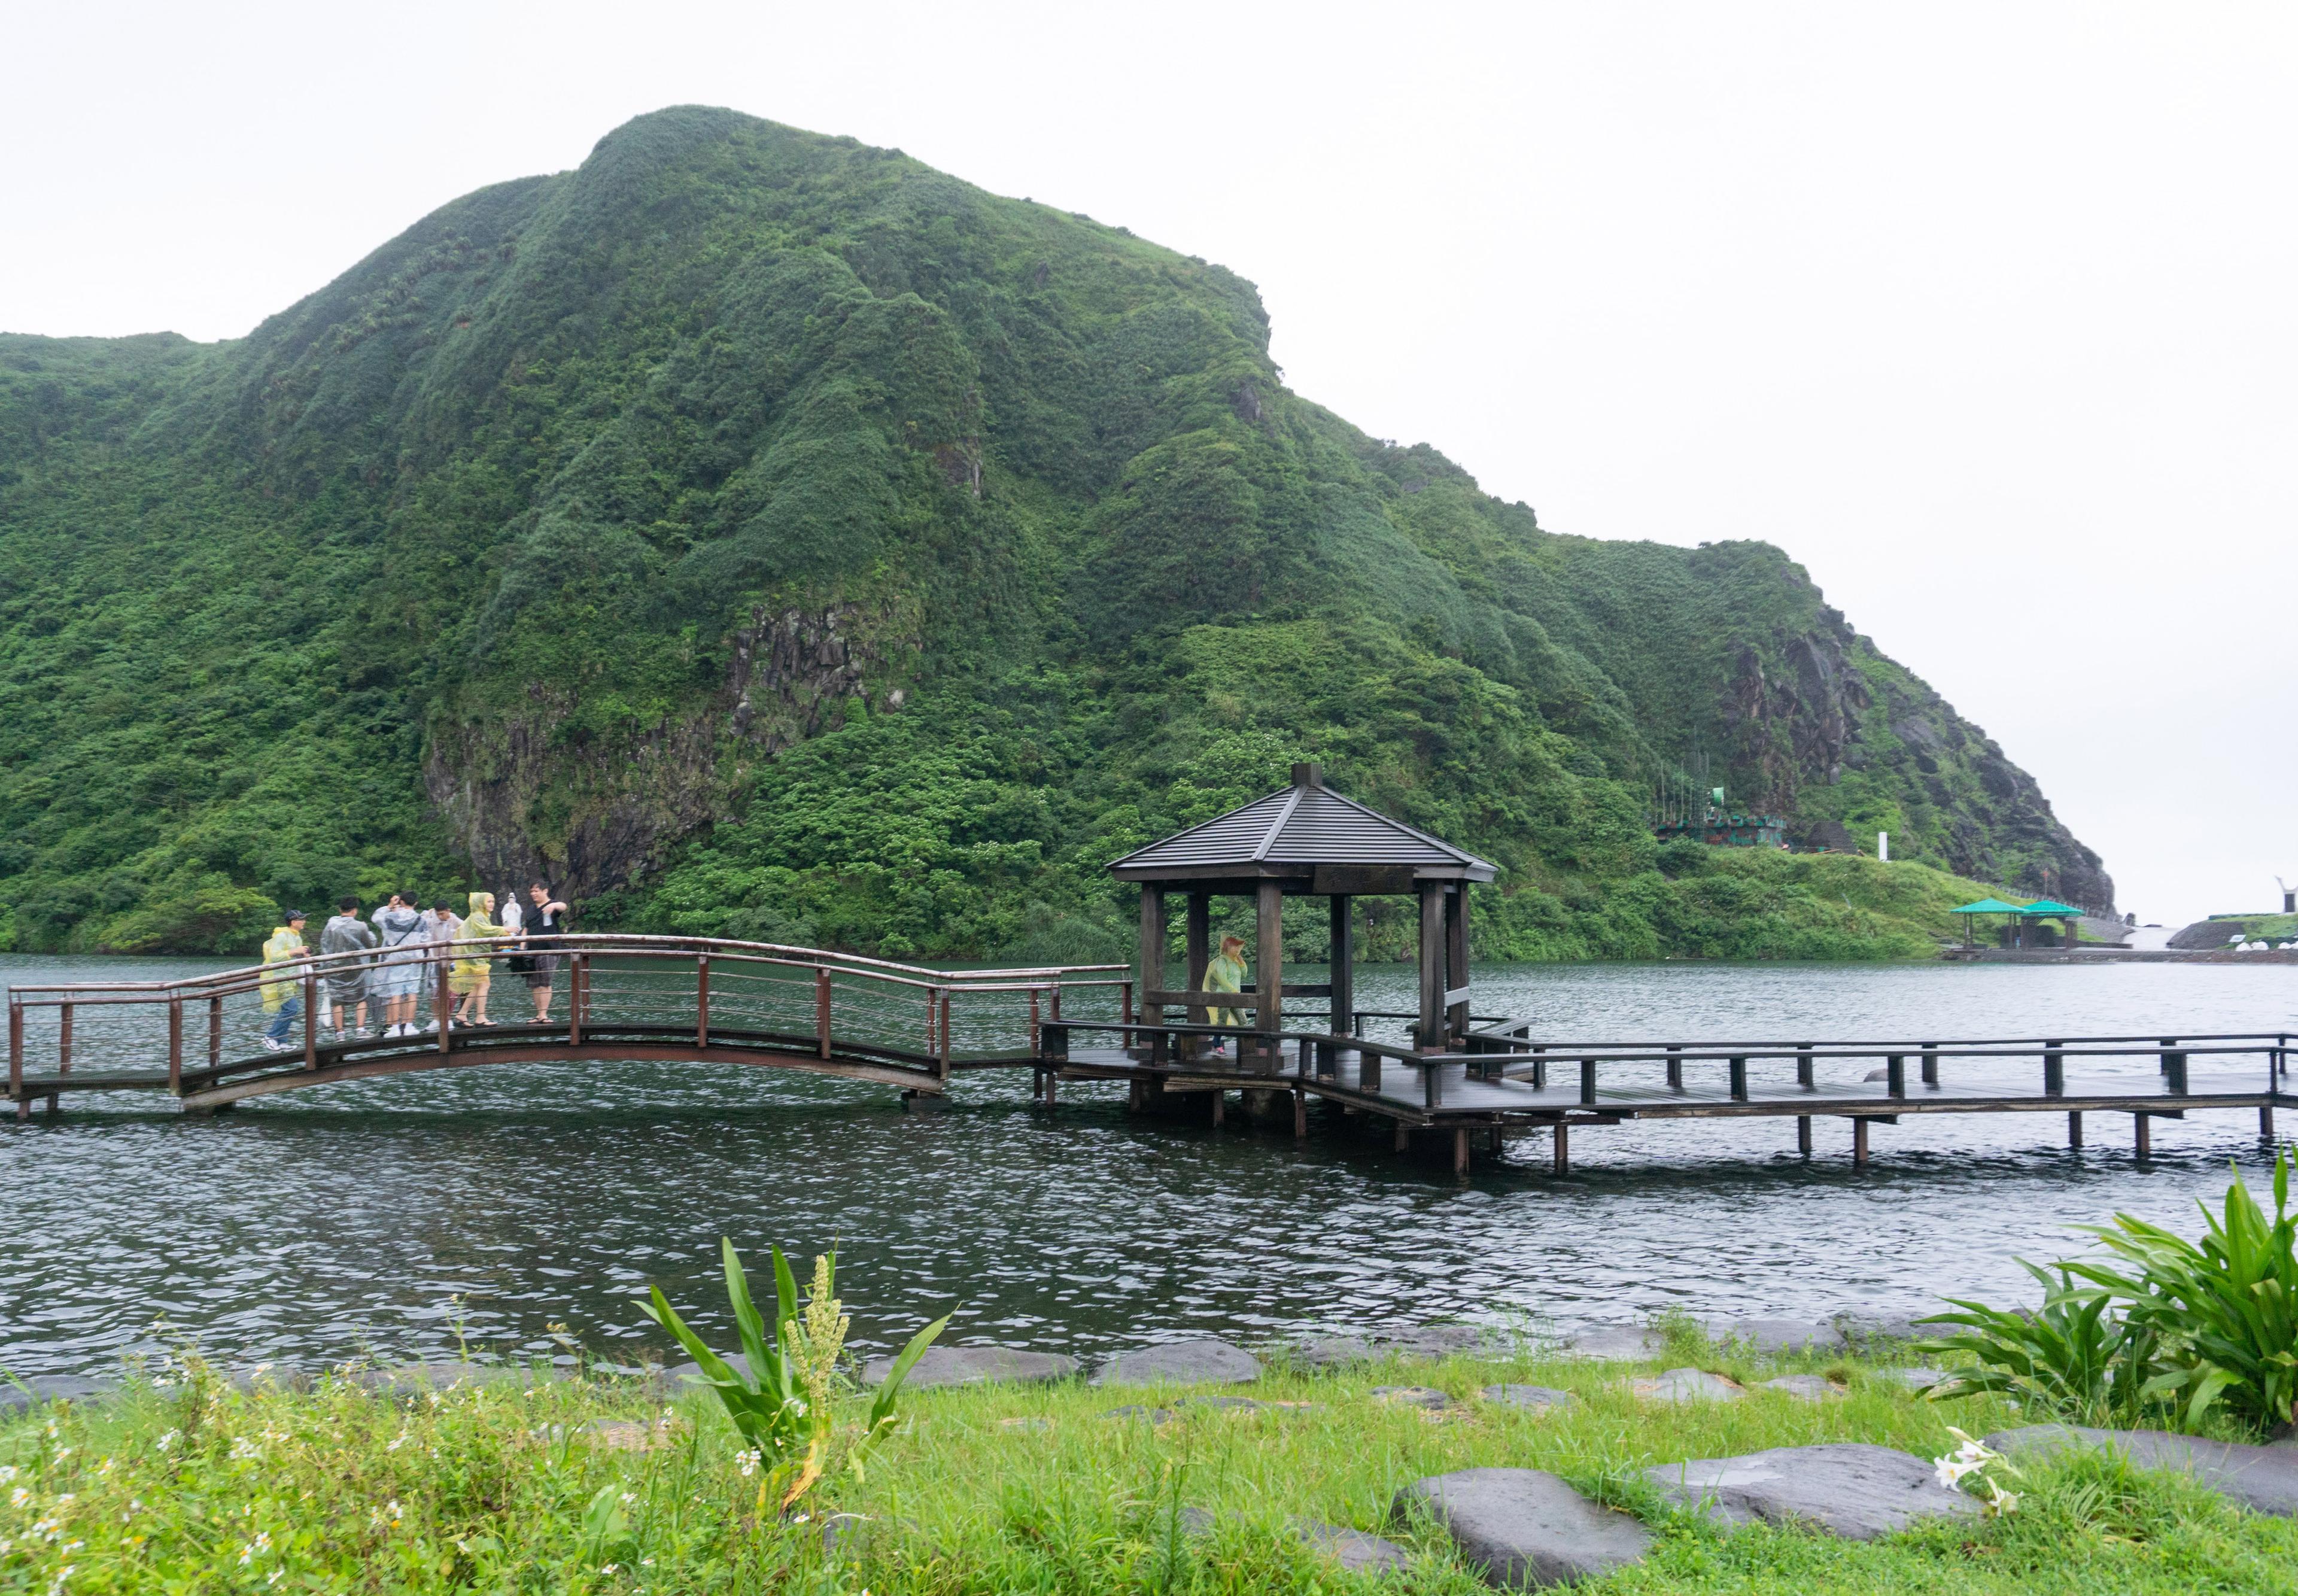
left=370, top=891, right=427, bottom=1036
left=318, top=896, right=376, bottom=1037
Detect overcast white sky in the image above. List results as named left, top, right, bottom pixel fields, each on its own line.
left=5, top=2, right=2291, bottom=925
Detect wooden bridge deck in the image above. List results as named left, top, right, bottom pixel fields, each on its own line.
left=8, top=934, right=2290, bottom=1172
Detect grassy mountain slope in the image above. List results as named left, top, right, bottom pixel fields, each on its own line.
left=0, top=107, right=2111, bottom=959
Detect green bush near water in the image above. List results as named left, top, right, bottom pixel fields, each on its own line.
left=6, top=1345, right=2293, bottom=1594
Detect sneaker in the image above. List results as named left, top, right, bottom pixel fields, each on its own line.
left=422, top=1021, right=439, bottom=1033
left=260, top=1038, right=288, bottom=1053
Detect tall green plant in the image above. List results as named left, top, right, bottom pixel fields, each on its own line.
left=2065, top=1150, right=2298, bottom=1432
left=639, top=1238, right=948, bottom=1511
left=1918, top=1260, right=2163, bottom=1425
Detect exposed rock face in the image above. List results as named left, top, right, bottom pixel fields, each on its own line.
left=426, top=603, right=900, bottom=901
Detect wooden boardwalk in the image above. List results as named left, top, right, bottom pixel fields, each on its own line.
left=7, top=935, right=2290, bottom=1173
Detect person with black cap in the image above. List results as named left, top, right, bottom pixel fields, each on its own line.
left=259, top=910, right=310, bottom=1052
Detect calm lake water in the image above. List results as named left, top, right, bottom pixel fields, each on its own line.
left=2, top=953, right=2291, bottom=1379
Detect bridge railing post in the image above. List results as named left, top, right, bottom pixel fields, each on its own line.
left=307, top=971, right=321, bottom=1069
left=1729, top=1054, right=1749, bottom=1100
left=696, top=954, right=710, bottom=1049
left=8, top=999, right=21, bottom=1120
left=569, top=955, right=585, bottom=1047
left=2044, top=1041, right=2065, bottom=1098
left=938, top=992, right=953, bottom=1083
left=435, top=956, right=452, bottom=1055
left=1029, top=987, right=1041, bottom=1057
left=208, top=996, right=221, bottom=1071
left=816, top=968, right=832, bottom=1060
left=168, top=999, right=183, bottom=1096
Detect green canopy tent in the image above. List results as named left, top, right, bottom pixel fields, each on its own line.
left=1950, top=897, right=2022, bottom=950
left=2015, top=898, right=2086, bottom=950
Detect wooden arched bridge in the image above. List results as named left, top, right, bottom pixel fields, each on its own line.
left=5, top=931, right=2292, bottom=1177
left=3, top=936, right=1132, bottom=1115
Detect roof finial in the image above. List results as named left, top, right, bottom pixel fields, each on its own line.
left=1291, top=762, right=1322, bottom=789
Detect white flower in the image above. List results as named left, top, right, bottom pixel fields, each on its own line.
left=735, top=1448, right=761, bottom=1477
left=154, top=1430, right=180, bottom=1454
left=619, top=1492, right=636, bottom=1507
left=230, top=1438, right=262, bottom=1461
left=8, top=1487, right=28, bottom=1510
left=385, top=1431, right=410, bottom=1452
left=1984, top=1480, right=2022, bottom=1517
left=0, top=1466, right=14, bottom=1483
left=267, top=1571, right=284, bottom=1587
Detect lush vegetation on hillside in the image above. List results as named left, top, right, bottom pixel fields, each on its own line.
left=0, top=108, right=2111, bottom=958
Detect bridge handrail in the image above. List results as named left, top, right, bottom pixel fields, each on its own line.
left=4, top=934, right=1127, bottom=1005
left=1460, top=1020, right=2292, bottom=1050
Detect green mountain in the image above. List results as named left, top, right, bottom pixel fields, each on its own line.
left=0, top=107, right=2111, bottom=961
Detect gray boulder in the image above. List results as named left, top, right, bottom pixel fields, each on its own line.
left=1713, top=1318, right=1834, bottom=1355
left=860, top=1345, right=1078, bottom=1389
left=1881, top=1366, right=1949, bottom=1391
left=1294, top=1519, right=1409, bottom=1573
left=1482, top=1384, right=1577, bottom=1412
left=1647, top=1443, right=1980, bottom=1539
left=1102, top=1404, right=1175, bottom=1425
left=1371, top=1385, right=1451, bottom=1410
left=0, top=1374, right=114, bottom=1414
left=1394, top=1468, right=1653, bottom=1588
left=1984, top=1425, right=2298, bottom=1517
left=1633, top=1367, right=1743, bottom=1403
left=1290, top=1334, right=1379, bottom=1369
left=1564, top=1325, right=1666, bottom=1361
left=1095, top=1339, right=1262, bottom=1387
left=1762, top=1375, right=1845, bottom=1403
left=1375, top=1324, right=1507, bottom=1358
left=1831, top=1310, right=1923, bottom=1350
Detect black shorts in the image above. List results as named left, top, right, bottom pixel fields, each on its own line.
left=522, top=953, right=560, bottom=990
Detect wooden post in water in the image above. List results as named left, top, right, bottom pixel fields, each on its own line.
left=2262, top=1105, right=2276, bottom=1140
left=1452, top=1126, right=1470, bottom=1175
left=1393, top=1118, right=1408, bottom=1153
left=1665, top=1044, right=1682, bottom=1089
left=2068, top=1111, right=2084, bottom=1148
left=1553, top=1120, right=1570, bottom=1177
left=1852, top=1117, right=1870, bottom=1168
left=815, top=968, right=832, bottom=1060
left=2133, top=1112, right=2151, bottom=1160
left=695, top=955, right=710, bottom=1049
left=1211, top=1090, right=1225, bottom=1128
left=1797, top=1115, right=1812, bottom=1156
left=1293, top=1085, right=1307, bottom=1140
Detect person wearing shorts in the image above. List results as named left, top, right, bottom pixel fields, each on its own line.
left=370, top=891, right=427, bottom=1036
left=521, top=882, right=570, bottom=1021
left=319, top=895, right=375, bottom=1036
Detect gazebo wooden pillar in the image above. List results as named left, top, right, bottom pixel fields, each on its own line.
left=1112, top=762, right=1495, bottom=1063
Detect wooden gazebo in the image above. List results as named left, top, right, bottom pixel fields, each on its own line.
left=1107, top=764, right=1497, bottom=1060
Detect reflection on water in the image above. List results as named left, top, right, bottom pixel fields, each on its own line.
left=2, top=953, right=2291, bottom=1378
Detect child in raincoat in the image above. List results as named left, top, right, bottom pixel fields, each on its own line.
left=451, top=891, right=500, bottom=1025
left=1203, top=933, right=1248, bottom=1057
left=259, top=911, right=309, bottom=1051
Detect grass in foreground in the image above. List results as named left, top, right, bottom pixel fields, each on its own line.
left=4, top=1343, right=2294, bottom=1594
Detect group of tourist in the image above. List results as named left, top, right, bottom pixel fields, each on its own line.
left=256, top=884, right=570, bottom=1050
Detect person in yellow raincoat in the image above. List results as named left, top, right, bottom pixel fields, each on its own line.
left=259, top=910, right=309, bottom=1052
left=1203, top=934, right=1248, bottom=1058
left=451, top=891, right=501, bottom=1026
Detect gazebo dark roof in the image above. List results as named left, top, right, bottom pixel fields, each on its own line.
left=1108, top=765, right=1496, bottom=886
